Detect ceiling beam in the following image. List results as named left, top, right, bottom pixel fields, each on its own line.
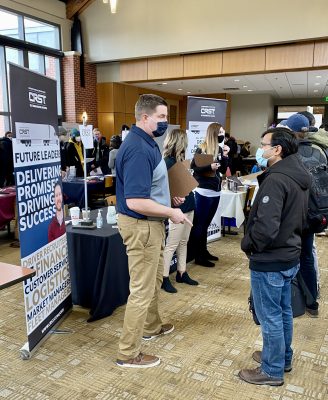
left=65, top=0, right=95, bottom=20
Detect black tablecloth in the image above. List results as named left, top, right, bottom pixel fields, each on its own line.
left=62, top=178, right=104, bottom=208
left=66, top=207, right=129, bottom=322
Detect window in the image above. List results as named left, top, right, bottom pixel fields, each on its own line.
left=0, top=7, right=63, bottom=135
left=24, top=17, right=60, bottom=50
left=28, top=51, right=45, bottom=74
left=0, top=9, right=22, bottom=40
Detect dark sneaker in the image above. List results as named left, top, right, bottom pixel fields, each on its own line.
left=205, top=250, right=219, bottom=261
left=195, top=258, right=215, bottom=268
left=143, top=323, right=174, bottom=341
left=176, top=271, right=199, bottom=285
left=238, top=367, right=284, bottom=386
left=306, top=303, right=319, bottom=317
left=252, top=351, right=292, bottom=372
left=161, top=277, right=177, bottom=293
left=116, top=353, right=160, bottom=368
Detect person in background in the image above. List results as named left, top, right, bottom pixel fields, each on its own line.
left=121, top=124, right=130, bottom=140
left=240, top=141, right=251, bottom=158
left=162, top=129, right=198, bottom=293
left=285, top=113, right=326, bottom=317
left=115, top=94, right=190, bottom=368
left=108, top=135, right=122, bottom=193
left=0, top=131, right=14, bottom=186
left=189, top=123, right=229, bottom=267
left=88, top=128, right=110, bottom=175
left=0, top=131, right=14, bottom=187
left=225, top=132, right=238, bottom=174
left=48, top=181, right=66, bottom=242
left=298, top=111, right=318, bottom=132
left=239, top=127, right=310, bottom=386
left=250, top=163, right=264, bottom=174
left=307, top=120, right=328, bottom=161
left=57, top=126, right=68, bottom=177
left=66, top=128, right=84, bottom=177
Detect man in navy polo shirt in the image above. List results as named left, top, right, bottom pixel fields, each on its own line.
left=116, top=94, right=190, bottom=368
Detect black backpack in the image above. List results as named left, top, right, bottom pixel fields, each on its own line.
left=298, top=142, right=328, bottom=233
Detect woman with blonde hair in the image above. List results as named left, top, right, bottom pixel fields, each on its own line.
left=189, top=122, right=229, bottom=267
left=162, top=128, right=198, bottom=293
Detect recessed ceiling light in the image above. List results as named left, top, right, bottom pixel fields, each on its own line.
left=315, top=82, right=320, bottom=86
left=314, top=89, right=319, bottom=92
left=316, top=75, right=322, bottom=78
left=187, top=91, right=191, bottom=94
left=177, top=88, right=183, bottom=91
left=234, top=79, right=240, bottom=82
left=247, top=89, right=253, bottom=92
left=243, top=85, right=248, bottom=88
left=162, top=82, right=167, bottom=85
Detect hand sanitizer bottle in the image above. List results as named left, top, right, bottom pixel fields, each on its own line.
left=96, top=210, right=103, bottom=228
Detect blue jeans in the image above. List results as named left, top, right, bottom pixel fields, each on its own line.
left=193, top=192, right=220, bottom=259
left=251, top=264, right=299, bottom=379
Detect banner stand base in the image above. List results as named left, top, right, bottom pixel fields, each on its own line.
left=19, top=310, right=72, bottom=360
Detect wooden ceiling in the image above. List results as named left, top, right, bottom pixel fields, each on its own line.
left=62, top=0, right=95, bottom=20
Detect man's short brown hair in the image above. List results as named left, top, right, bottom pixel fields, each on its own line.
left=135, top=94, right=167, bottom=121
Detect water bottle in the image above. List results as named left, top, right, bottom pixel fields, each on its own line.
left=96, top=210, right=103, bottom=228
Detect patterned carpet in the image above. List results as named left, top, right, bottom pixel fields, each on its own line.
left=0, top=230, right=327, bottom=400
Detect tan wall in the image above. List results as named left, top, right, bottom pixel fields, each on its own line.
left=97, top=82, right=184, bottom=137
left=80, top=0, right=328, bottom=63
left=118, top=41, right=328, bottom=83
left=0, top=0, right=72, bottom=51
left=97, top=83, right=231, bottom=136
left=230, top=94, right=274, bottom=152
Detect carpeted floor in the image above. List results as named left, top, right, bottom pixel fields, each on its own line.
left=0, top=228, right=327, bottom=400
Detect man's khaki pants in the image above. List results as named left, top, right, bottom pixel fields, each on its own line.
left=117, top=214, right=165, bottom=360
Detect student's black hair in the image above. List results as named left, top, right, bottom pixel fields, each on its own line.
left=261, top=127, right=298, bottom=158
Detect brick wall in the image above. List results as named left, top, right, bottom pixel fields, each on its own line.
left=62, top=52, right=97, bottom=126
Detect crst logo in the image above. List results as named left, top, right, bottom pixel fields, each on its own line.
left=19, top=128, right=29, bottom=135
left=28, top=91, right=47, bottom=105
left=200, top=105, right=215, bottom=117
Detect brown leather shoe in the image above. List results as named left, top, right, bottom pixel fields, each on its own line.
left=143, top=323, right=174, bottom=341
left=238, top=367, right=284, bottom=386
left=116, top=353, right=160, bottom=368
left=252, top=351, right=292, bottom=372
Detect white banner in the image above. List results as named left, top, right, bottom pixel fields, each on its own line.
left=79, top=124, right=94, bottom=149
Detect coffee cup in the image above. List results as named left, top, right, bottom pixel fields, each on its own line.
left=69, top=207, right=80, bottom=226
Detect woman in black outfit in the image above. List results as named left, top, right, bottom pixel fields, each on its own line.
left=189, top=122, right=229, bottom=267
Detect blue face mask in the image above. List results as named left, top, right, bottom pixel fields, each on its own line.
left=152, top=121, right=168, bottom=137
left=255, top=148, right=268, bottom=168
left=148, top=115, right=168, bottom=137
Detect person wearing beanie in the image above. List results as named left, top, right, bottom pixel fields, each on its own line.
left=67, top=128, right=84, bottom=177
